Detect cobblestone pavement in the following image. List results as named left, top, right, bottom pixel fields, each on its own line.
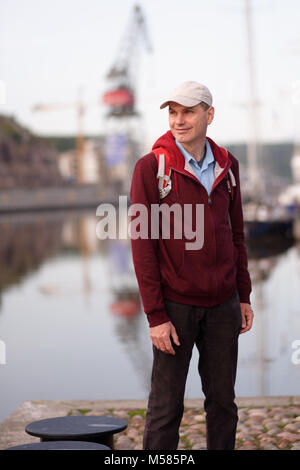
left=96, top=406, right=300, bottom=450
left=1, top=399, right=300, bottom=451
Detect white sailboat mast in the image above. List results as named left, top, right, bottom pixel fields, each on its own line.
left=245, top=0, right=262, bottom=199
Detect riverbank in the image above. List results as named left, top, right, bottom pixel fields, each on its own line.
left=0, top=184, right=106, bottom=213
left=0, top=397, right=300, bottom=450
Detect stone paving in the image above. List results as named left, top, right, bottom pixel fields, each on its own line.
left=0, top=398, right=300, bottom=451
left=104, top=404, right=300, bottom=450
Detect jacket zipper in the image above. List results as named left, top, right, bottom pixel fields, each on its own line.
left=207, top=162, right=232, bottom=301
left=170, top=164, right=232, bottom=301
left=170, top=163, right=231, bottom=203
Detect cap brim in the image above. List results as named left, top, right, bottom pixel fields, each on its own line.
left=160, top=96, right=201, bottom=109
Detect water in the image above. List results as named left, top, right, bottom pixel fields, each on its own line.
left=0, top=209, right=299, bottom=423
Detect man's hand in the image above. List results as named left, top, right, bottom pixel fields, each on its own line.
left=150, top=321, right=180, bottom=355
left=240, top=303, right=254, bottom=334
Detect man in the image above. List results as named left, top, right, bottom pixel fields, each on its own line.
left=130, top=81, right=254, bottom=450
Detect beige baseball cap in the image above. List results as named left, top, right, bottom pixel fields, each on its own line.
left=160, top=81, right=213, bottom=109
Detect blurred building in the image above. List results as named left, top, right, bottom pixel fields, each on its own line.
left=58, top=139, right=100, bottom=185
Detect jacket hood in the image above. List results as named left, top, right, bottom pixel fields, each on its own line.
left=152, top=130, right=231, bottom=170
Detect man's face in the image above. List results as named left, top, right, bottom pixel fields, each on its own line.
left=168, top=102, right=214, bottom=147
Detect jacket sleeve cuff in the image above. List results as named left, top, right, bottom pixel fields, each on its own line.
left=146, top=309, right=170, bottom=328
left=238, top=292, right=251, bottom=304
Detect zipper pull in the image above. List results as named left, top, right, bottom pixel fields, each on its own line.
left=227, top=177, right=231, bottom=194
left=208, top=195, right=212, bottom=205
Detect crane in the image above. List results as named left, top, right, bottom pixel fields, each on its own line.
left=32, top=87, right=86, bottom=184
left=102, top=4, right=152, bottom=117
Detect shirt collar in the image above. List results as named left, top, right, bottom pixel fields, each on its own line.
left=175, top=139, right=215, bottom=170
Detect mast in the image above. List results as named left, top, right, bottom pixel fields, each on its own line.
left=245, top=0, right=262, bottom=200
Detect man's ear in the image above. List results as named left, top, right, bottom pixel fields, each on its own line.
left=207, top=106, right=215, bottom=125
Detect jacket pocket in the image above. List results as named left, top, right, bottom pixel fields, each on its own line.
left=172, top=244, right=216, bottom=296
left=159, top=237, right=185, bottom=286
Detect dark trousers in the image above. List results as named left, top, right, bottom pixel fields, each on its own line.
left=143, top=290, right=242, bottom=450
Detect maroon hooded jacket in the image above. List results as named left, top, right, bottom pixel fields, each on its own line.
left=130, top=131, right=251, bottom=327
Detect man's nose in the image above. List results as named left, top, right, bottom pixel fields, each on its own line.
left=175, top=113, right=185, bottom=125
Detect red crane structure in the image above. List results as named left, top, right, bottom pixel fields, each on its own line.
left=101, top=4, right=152, bottom=197
left=102, top=4, right=152, bottom=117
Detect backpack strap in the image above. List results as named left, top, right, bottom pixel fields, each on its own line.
left=153, top=146, right=236, bottom=200
left=153, top=148, right=172, bottom=199
left=219, top=146, right=236, bottom=200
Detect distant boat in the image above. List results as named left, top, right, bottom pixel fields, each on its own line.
left=244, top=216, right=293, bottom=239
left=243, top=201, right=293, bottom=239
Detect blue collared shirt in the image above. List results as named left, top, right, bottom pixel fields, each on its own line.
left=175, top=139, right=215, bottom=195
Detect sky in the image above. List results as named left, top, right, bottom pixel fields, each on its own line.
left=1, top=0, right=300, bottom=150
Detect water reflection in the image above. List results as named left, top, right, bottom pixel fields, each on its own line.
left=0, top=208, right=299, bottom=423
left=113, top=314, right=152, bottom=392
left=247, top=236, right=294, bottom=284
left=105, top=238, right=151, bottom=391
left=0, top=212, right=63, bottom=305
left=236, top=238, right=300, bottom=398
